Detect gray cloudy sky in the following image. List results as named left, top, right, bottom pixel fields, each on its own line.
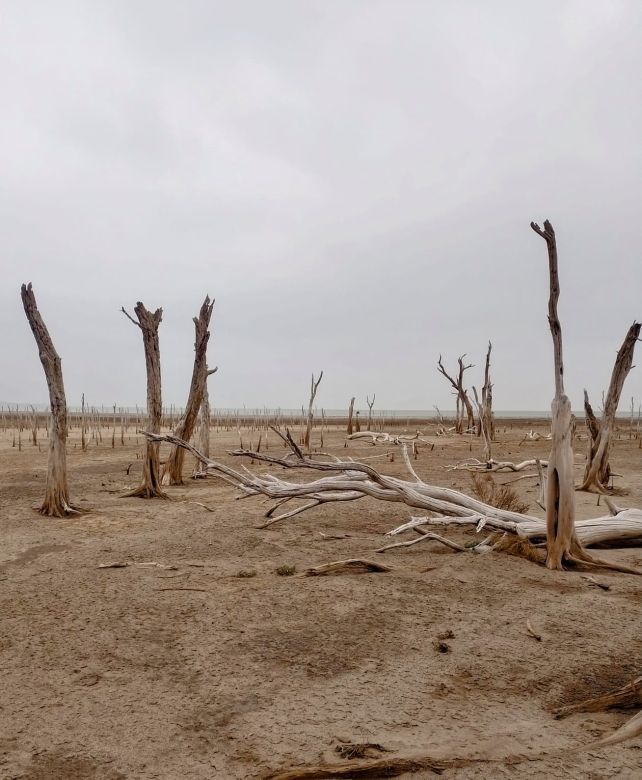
left=1, top=0, right=641, bottom=412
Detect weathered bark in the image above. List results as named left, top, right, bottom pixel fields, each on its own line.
left=346, top=397, right=356, bottom=435
left=20, top=283, right=78, bottom=516
left=303, top=371, right=323, bottom=451
left=579, top=322, right=641, bottom=492
left=162, top=296, right=215, bottom=484
left=121, top=302, right=167, bottom=498
left=479, top=341, right=495, bottom=440
left=198, top=366, right=218, bottom=460
left=437, top=355, right=475, bottom=433
left=531, top=220, right=586, bottom=569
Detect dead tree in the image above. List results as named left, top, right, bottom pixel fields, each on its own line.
left=346, top=397, right=356, bottom=435
left=479, top=341, right=495, bottom=440
left=20, top=283, right=78, bottom=516
left=198, top=366, right=218, bottom=460
left=579, top=321, right=641, bottom=493
left=303, top=371, right=323, bottom=451
left=121, top=302, right=167, bottom=498
left=366, top=393, right=376, bottom=430
left=437, top=355, right=475, bottom=433
left=530, top=220, right=629, bottom=571
left=162, top=296, right=215, bottom=485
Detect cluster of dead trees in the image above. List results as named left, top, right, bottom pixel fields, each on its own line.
left=20, top=286, right=217, bottom=514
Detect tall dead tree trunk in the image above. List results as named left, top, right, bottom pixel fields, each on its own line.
left=20, top=283, right=78, bottom=516
left=478, top=341, right=495, bottom=440
left=303, top=371, right=323, bottom=451
left=579, top=321, right=641, bottom=493
left=346, top=397, right=355, bottom=435
left=531, top=220, right=583, bottom=569
left=366, top=393, right=375, bottom=430
left=437, top=355, right=475, bottom=433
left=121, top=302, right=167, bottom=498
left=198, top=366, right=218, bottom=460
left=162, top=296, right=215, bottom=485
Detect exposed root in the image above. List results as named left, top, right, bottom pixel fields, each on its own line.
left=584, top=709, right=642, bottom=750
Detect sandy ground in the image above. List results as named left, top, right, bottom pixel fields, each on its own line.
left=1, top=420, right=641, bottom=779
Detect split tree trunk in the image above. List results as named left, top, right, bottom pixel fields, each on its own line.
left=479, top=341, right=495, bottom=440
left=303, top=371, right=323, bottom=451
left=121, top=302, right=167, bottom=498
left=20, top=283, right=77, bottom=516
left=579, top=321, right=641, bottom=492
left=531, top=220, right=584, bottom=569
left=162, top=296, right=215, bottom=485
left=346, top=397, right=356, bottom=435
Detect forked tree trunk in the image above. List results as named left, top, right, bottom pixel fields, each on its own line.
left=121, top=302, right=167, bottom=498
left=437, top=355, right=475, bottom=433
left=579, top=321, right=641, bottom=493
left=162, top=296, right=215, bottom=484
left=198, top=366, right=218, bottom=460
left=346, top=397, right=355, bottom=435
left=20, top=283, right=78, bottom=516
left=366, top=393, right=375, bottom=430
left=303, top=371, right=323, bottom=451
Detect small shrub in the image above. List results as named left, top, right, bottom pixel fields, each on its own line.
left=236, top=569, right=257, bottom=578
left=471, top=473, right=529, bottom=513
left=275, top=564, right=296, bottom=577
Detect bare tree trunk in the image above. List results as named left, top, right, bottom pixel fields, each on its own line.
left=198, top=366, right=218, bottom=460
left=579, top=321, right=641, bottom=493
left=121, top=302, right=167, bottom=498
left=531, top=220, right=584, bottom=569
left=366, top=393, right=375, bottom=430
left=161, top=296, right=214, bottom=485
left=479, top=341, right=495, bottom=440
left=346, top=397, right=355, bottom=435
left=303, top=371, right=323, bottom=451
left=20, top=283, right=78, bottom=516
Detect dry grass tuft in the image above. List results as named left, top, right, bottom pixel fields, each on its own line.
left=471, top=473, right=530, bottom=514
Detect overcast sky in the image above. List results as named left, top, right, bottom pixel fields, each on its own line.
left=1, top=0, right=641, bottom=413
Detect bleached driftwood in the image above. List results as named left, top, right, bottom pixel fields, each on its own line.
left=348, top=431, right=421, bottom=445
left=140, top=431, right=642, bottom=558
left=445, top=458, right=548, bottom=473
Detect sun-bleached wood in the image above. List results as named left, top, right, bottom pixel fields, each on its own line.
left=141, top=430, right=642, bottom=561
left=579, top=321, right=641, bottom=492
left=20, top=282, right=78, bottom=516
left=162, top=295, right=214, bottom=484
left=303, top=371, right=323, bottom=451
left=198, top=366, right=218, bottom=461
left=121, top=302, right=167, bottom=498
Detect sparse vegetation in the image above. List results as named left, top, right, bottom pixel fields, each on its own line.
left=470, top=472, right=530, bottom=514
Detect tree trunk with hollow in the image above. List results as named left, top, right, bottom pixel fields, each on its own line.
left=122, top=302, right=166, bottom=498
left=579, top=321, right=641, bottom=493
left=162, top=296, right=214, bottom=485
left=20, top=283, right=77, bottom=516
